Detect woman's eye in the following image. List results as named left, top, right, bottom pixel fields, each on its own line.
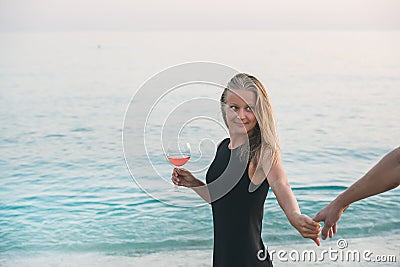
left=230, top=106, right=238, bottom=111
left=246, top=106, right=254, bottom=111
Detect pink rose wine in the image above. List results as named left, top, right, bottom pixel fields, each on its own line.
left=166, top=142, right=191, bottom=192
left=167, top=155, right=190, bottom=166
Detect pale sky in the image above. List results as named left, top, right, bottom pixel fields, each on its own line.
left=0, top=0, right=399, bottom=31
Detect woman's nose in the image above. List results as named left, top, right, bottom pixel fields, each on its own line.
left=238, top=109, right=246, bottom=119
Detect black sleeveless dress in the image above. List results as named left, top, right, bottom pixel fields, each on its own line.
left=206, top=138, right=273, bottom=267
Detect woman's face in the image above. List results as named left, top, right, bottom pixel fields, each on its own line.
left=225, top=89, right=257, bottom=135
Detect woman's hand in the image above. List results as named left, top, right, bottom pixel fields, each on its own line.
left=266, top=160, right=321, bottom=245
left=290, top=213, right=321, bottom=246
left=171, top=168, right=203, bottom=188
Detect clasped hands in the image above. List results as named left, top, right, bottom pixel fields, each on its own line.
left=307, top=201, right=350, bottom=246
left=296, top=202, right=350, bottom=246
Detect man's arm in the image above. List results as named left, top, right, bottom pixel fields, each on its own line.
left=314, top=147, right=400, bottom=239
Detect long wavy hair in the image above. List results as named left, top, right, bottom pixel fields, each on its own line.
left=220, top=73, right=280, bottom=167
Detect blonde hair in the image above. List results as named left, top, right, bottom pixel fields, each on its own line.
left=220, top=73, right=280, bottom=166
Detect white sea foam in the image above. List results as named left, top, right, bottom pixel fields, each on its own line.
left=1, top=235, right=398, bottom=267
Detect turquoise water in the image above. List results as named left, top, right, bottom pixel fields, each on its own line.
left=1, top=31, right=399, bottom=262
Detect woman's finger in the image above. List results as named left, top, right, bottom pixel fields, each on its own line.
left=301, top=231, right=320, bottom=239
left=300, top=228, right=320, bottom=235
left=176, top=168, right=189, bottom=175
left=304, top=227, right=320, bottom=235
left=312, top=237, right=321, bottom=246
left=302, top=221, right=321, bottom=231
left=171, top=176, right=180, bottom=185
left=303, top=216, right=320, bottom=227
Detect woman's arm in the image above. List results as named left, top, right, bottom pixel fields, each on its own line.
left=314, top=147, right=400, bottom=239
left=172, top=168, right=211, bottom=203
left=266, top=159, right=321, bottom=246
left=171, top=140, right=225, bottom=204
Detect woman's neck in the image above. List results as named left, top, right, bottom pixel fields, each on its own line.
left=228, top=132, right=250, bottom=150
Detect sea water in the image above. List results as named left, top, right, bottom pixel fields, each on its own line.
left=0, top=31, right=399, bottom=266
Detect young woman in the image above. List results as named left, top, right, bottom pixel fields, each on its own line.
left=172, top=73, right=320, bottom=266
